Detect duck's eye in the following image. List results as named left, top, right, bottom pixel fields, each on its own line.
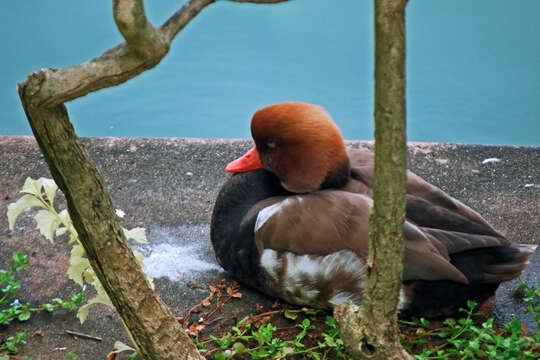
left=267, top=141, right=277, bottom=149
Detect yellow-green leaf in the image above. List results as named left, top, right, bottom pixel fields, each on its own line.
left=58, top=209, right=71, bottom=226
left=20, top=177, right=41, bottom=196
left=20, top=177, right=58, bottom=205
left=123, top=227, right=147, bottom=244
left=90, top=278, right=113, bottom=308
left=39, top=178, right=58, bottom=205
left=76, top=303, right=91, bottom=324
left=77, top=283, right=113, bottom=324
left=35, top=209, right=61, bottom=243
left=284, top=309, right=298, bottom=320
left=55, top=227, right=68, bottom=237
left=7, top=194, right=45, bottom=230
left=133, top=249, right=145, bottom=269
left=147, top=276, right=155, bottom=291
left=108, top=340, right=136, bottom=355
left=68, top=245, right=90, bottom=286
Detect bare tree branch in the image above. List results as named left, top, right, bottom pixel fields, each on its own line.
left=22, top=0, right=291, bottom=109
left=16, top=0, right=290, bottom=358
left=113, top=0, right=169, bottom=59
left=161, top=0, right=216, bottom=44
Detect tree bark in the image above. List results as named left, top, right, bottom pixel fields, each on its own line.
left=16, top=0, right=289, bottom=358
left=334, top=0, right=412, bottom=359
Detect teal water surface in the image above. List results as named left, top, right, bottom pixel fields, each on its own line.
left=1, top=0, right=539, bottom=145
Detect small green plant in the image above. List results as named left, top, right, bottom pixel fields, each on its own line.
left=0, top=332, right=26, bottom=355
left=0, top=253, right=85, bottom=355
left=7, top=177, right=149, bottom=358
left=399, top=300, right=540, bottom=359
left=192, top=308, right=350, bottom=360
left=7, top=177, right=149, bottom=324
left=514, top=277, right=540, bottom=331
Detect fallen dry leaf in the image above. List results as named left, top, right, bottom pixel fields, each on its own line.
left=218, top=279, right=227, bottom=289
left=188, top=323, right=206, bottom=336
left=202, top=297, right=212, bottom=307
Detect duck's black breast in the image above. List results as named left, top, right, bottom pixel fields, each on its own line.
left=210, top=170, right=291, bottom=291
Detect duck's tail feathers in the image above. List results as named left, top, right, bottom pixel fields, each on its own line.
left=451, top=244, right=537, bottom=284
left=480, top=244, right=537, bottom=283
left=400, top=244, right=536, bottom=319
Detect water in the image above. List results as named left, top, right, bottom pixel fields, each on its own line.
left=1, top=0, right=539, bottom=145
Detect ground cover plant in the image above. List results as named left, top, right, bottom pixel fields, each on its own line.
left=181, top=280, right=540, bottom=360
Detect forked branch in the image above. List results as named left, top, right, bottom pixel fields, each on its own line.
left=19, top=0, right=290, bottom=109
left=17, top=0, right=290, bottom=358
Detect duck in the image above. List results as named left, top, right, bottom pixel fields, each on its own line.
left=210, top=102, right=536, bottom=317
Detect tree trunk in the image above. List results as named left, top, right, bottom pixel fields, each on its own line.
left=17, top=100, right=204, bottom=360
left=16, top=0, right=290, bottom=358
left=334, top=0, right=412, bottom=359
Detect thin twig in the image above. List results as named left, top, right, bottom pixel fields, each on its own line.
left=64, top=330, right=103, bottom=341
left=182, top=302, right=204, bottom=328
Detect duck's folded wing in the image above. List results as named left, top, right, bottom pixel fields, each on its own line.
left=253, top=191, right=372, bottom=257
left=347, top=148, right=502, bottom=238
left=252, top=190, right=470, bottom=284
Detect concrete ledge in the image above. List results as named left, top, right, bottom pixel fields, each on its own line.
left=0, top=136, right=538, bottom=358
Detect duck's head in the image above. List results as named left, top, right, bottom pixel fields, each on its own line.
left=226, top=102, right=350, bottom=193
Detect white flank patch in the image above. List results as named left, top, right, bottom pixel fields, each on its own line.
left=254, top=201, right=284, bottom=232
left=319, top=250, right=366, bottom=284
left=261, top=249, right=366, bottom=307
left=260, top=249, right=281, bottom=281
left=397, top=288, right=410, bottom=310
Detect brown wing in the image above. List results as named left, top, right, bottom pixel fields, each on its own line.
left=252, top=190, right=470, bottom=284
left=347, top=148, right=502, bottom=237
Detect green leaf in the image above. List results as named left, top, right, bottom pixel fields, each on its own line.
left=18, top=311, right=31, bottom=322
left=65, top=354, right=78, bottom=360
left=35, top=209, right=61, bottom=243
left=7, top=194, right=45, bottom=230
left=214, top=351, right=226, bottom=360
left=284, top=309, right=298, bottom=320
left=232, top=342, right=245, bottom=354
left=12, top=253, right=29, bottom=268
left=123, top=227, right=148, bottom=244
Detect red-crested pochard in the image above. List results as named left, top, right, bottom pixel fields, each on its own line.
left=210, top=102, right=536, bottom=317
